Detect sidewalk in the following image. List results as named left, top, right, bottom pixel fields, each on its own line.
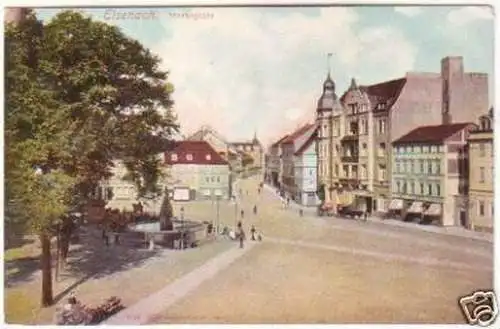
left=262, top=183, right=493, bottom=243
left=104, top=242, right=257, bottom=325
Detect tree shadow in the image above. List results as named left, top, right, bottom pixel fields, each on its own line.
left=4, top=235, right=36, bottom=250
left=5, top=226, right=161, bottom=303
left=5, top=255, right=41, bottom=287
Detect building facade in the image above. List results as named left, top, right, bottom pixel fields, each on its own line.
left=316, top=56, right=489, bottom=216
left=390, top=123, right=476, bottom=226
left=280, top=124, right=316, bottom=200
left=468, top=109, right=494, bottom=232
left=267, top=134, right=289, bottom=188
left=164, top=141, right=231, bottom=201
left=294, top=130, right=320, bottom=206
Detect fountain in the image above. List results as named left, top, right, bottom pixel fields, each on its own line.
left=126, top=189, right=205, bottom=249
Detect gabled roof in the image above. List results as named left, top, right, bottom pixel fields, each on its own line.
left=270, top=134, right=290, bottom=148
left=295, top=128, right=317, bottom=156
left=281, top=123, right=315, bottom=145
left=164, top=141, right=228, bottom=165
left=393, top=123, right=476, bottom=144
left=341, top=78, right=406, bottom=111
left=186, top=125, right=229, bottom=144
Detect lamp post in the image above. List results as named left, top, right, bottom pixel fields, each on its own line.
left=216, top=195, right=221, bottom=237
left=180, top=206, right=185, bottom=249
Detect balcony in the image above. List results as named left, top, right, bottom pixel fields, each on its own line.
left=341, top=134, right=359, bottom=143
left=339, top=177, right=360, bottom=187
left=341, top=155, right=359, bottom=163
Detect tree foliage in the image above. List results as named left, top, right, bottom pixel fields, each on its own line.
left=5, top=10, right=179, bottom=306
left=317, top=184, right=326, bottom=203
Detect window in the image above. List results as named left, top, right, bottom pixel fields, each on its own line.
left=211, top=176, right=215, bottom=182
left=422, top=146, right=428, bottom=153
left=335, top=164, right=339, bottom=176
left=428, top=162, right=433, bottom=174
left=205, top=177, right=210, bottom=183
left=342, top=165, right=349, bottom=178
left=428, top=184, right=432, bottom=196
left=420, top=183, right=424, bottom=195
left=217, top=176, right=220, bottom=183
left=309, top=169, right=313, bottom=176
left=410, top=160, right=414, bottom=173
left=378, top=165, right=386, bottom=180
left=171, top=153, right=178, bottom=161
left=436, top=161, right=441, bottom=174
left=438, top=145, right=443, bottom=153
left=410, top=182, right=415, bottom=194
left=436, top=184, right=441, bottom=196
left=479, top=167, right=485, bottom=183
left=479, top=201, right=485, bottom=216
left=396, top=181, right=401, bottom=193
left=479, top=143, right=486, bottom=157
left=186, top=154, right=193, bottom=161
left=395, top=161, right=400, bottom=173
left=378, top=143, right=386, bottom=157
left=361, top=143, right=367, bottom=156
left=419, top=160, right=424, bottom=174
left=431, top=145, right=437, bottom=153
left=378, top=120, right=386, bottom=134
left=361, top=164, right=367, bottom=178
left=402, top=182, right=407, bottom=194
left=205, top=154, right=212, bottom=161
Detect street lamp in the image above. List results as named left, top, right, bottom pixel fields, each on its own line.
left=215, top=194, right=221, bottom=238
left=180, top=206, right=185, bottom=249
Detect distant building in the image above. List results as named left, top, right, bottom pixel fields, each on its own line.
left=390, top=123, right=476, bottom=227
left=266, top=134, right=289, bottom=189
left=316, top=56, right=489, bottom=216
left=186, top=125, right=263, bottom=175
left=164, top=141, right=230, bottom=201
left=229, top=132, right=264, bottom=174
left=280, top=123, right=316, bottom=200
left=294, top=128, right=320, bottom=206
left=467, top=108, right=494, bottom=232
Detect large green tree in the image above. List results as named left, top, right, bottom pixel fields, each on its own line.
left=5, top=10, right=178, bottom=307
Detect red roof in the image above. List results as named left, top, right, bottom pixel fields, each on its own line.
left=295, top=128, right=317, bottom=156
left=164, top=141, right=229, bottom=165
left=341, top=78, right=406, bottom=111
left=393, top=123, right=476, bottom=144
left=282, top=123, right=315, bottom=144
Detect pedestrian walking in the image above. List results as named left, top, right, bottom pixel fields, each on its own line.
left=253, top=205, right=258, bottom=215
left=250, top=225, right=256, bottom=241
left=257, top=231, right=263, bottom=241
left=239, top=227, right=245, bottom=248
left=241, top=209, right=245, bottom=219
left=299, top=209, right=304, bottom=217
left=363, top=211, right=368, bottom=222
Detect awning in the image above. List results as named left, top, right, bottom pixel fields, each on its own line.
left=407, top=201, right=424, bottom=214
left=336, top=193, right=354, bottom=207
left=424, top=203, right=442, bottom=216
left=389, top=199, right=404, bottom=210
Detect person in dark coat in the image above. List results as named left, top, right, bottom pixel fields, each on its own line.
left=250, top=225, right=256, bottom=241
left=239, top=226, right=245, bottom=248
left=240, top=209, right=245, bottom=219
left=253, top=205, right=258, bottom=215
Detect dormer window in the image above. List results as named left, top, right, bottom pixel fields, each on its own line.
left=171, top=153, right=178, bottom=161
left=186, top=154, right=193, bottom=161
left=205, top=154, right=211, bottom=161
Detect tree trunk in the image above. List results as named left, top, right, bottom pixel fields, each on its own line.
left=40, top=233, right=53, bottom=307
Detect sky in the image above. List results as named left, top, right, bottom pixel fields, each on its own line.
left=35, top=6, right=494, bottom=146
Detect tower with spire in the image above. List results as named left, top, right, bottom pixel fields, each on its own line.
left=316, top=53, right=343, bottom=208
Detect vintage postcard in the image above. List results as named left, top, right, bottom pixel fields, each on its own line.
left=3, top=4, right=496, bottom=326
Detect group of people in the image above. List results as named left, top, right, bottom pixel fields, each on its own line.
left=235, top=221, right=262, bottom=248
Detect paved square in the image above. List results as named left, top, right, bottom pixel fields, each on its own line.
left=153, top=243, right=492, bottom=324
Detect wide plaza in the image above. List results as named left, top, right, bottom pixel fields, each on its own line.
left=5, top=176, right=493, bottom=324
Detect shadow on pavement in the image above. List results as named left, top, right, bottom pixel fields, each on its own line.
left=5, top=227, right=161, bottom=304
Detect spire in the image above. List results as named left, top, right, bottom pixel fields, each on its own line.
left=349, top=78, right=358, bottom=90
left=327, top=53, right=332, bottom=76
